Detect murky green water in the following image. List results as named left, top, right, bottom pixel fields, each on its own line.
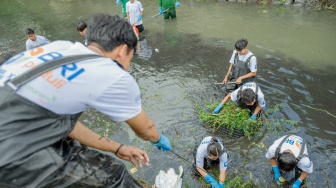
left=1, top=0, right=335, bottom=187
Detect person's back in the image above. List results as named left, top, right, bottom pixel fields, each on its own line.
left=0, top=14, right=171, bottom=187
left=25, top=28, right=50, bottom=50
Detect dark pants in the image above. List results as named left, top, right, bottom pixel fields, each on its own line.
left=136, top=24, right=144, bottom=33
left=163, top=8, right=176, bottom=20
left=0, top=139, right=142, bottom=188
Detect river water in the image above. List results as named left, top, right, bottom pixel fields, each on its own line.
left=1, top=0, right=335, bottom=187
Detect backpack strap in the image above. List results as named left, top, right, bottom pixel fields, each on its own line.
left=275, top=135, right=291, bottom=159
left=6, top=54, right=100, bottom=91
left=234, top=52, right=238, bottom=64
left=255, top=83, right=259, bottom=103
left=237, top=85, right=244, bottom=100
left=296, top=141, right=309, bottom=163
left=244, top=55, right=255, bottom=69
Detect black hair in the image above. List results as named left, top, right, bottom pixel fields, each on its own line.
left=86, top=14, right=137, bottom=53
left=207, top=138, right=223, bottom=157
left=235, top=38, right=248, bottom=51
left=26, top=28, right=34, bottom=35
left=277, top=152, right=297, bottom=172
left=240, top=88, right=256, bottom=104
left=77, top=21, right=87, bottom=32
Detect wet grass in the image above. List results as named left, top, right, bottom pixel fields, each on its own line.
left=196, top=101, right=264, bottom=140
left=196, top=102, right=299, bottom=140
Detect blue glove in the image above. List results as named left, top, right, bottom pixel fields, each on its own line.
left=151, top=133, right=171, bottom=151
left=159, top=7, right=163, bottom=14
left=116, top=0, right=120, bottom=5
left=272, top=166, right=281, bottom=183
left=213, top=104, right=223, bottom=114
left=205, top=174, right=220, bottom=188
left=175, top=1, right=181, bottom=7
left=249, top=114, right=257, bottom=121
left=138, top=14, right=142, bottom=21
left=292, top=179, right=302, bottom=188
left=219, top=183, right=225, bottom=188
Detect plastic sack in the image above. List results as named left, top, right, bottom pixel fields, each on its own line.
left=155, top=166, right=183, bottom=188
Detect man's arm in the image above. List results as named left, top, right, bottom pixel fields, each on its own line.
left=26, top=41, right=30, bottom=51
left=223, top=64, right=233, bottom=84
left=236, top=71, right=256, bottom=85
left=197, top=167, right=208, bottom=178
left=253, top=104, right=262, bottom=115
left=220, top=93, right=232, bottom=105
left=68, top=121, right=150, bottom=167
left=125, top=108, right=161, bottom=142
left=270, top=158, right=277, bottom=166
left=298, top=171, right=309, bottom=181
left=219, top=170, right=226, bottom=184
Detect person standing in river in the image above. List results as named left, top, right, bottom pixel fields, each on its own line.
left=158, top=0, right=181, bottom=20
left=116, top=0, right=129, bottom=18
left=126, top=0, right=144, bottom=33
left=0, top=14, right=171, bottom=187
left=221, top=38, right=257, bottom=95
left=25, top=28, right=50, bottom=50
left=266, top=135, right=313, bottom=188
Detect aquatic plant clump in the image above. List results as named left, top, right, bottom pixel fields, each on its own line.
left=198, top=102, right=263, bottom=140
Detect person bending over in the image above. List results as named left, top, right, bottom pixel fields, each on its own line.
left=194, top=136, right=229, bottom=188
left=0, top=14, right=171, bottom=187
left=265, top=135, right=313, bottom=188
left=213, top=82, right=266, bottom=121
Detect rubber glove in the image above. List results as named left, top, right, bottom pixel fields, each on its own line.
left=138, top=14, right=142, bottom=21
left=204, top=174, right=220, bottom=188
left=292, top=179, right=302, bottom=188
left=272, top=166, right=281, bottom=183
left=175, top=1, right=181, bottom=7
left=219, top=183, right=225, bottom=188
left=213, top=104, right=223, bottom=114
left=116, top=0, right=120, bottom=5
left=249, top=114, right=257, bottom=121
left=151, top=133, right=171, bottom=151
left=159, top=7, right=163, bottom=14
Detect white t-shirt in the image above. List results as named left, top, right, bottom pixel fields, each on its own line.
left=26, top=35, right=50, bottom=50
left=265, top=135, right=313, bottom=174
left=231, top=82, right=266, bottom=107
left=126, top=0, right=144, bottom=26
left=0, top=41, right=142, bottom=122
left=196, top=136, right=228, bottom=171
left=229, top=50, right=257, bottom=73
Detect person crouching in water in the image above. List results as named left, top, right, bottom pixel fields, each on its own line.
left=213, top=82, right=266, bottom=121
left=265, top=135, right=313, bottom=188
left=194, top=136, right=228, bottom=188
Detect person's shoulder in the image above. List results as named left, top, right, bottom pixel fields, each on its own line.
left=299, top=157, right=313, bottom=171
